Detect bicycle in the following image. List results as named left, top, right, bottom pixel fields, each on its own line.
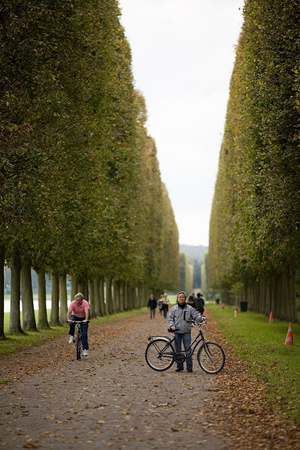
left=145, top=318, right=225, bottom=374
left=72, top=320, right=89, bottom=360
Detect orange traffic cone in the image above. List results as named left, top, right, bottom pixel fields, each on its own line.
left=269, top=312, right=274, bottom=324
left=234, top=307, right=238, bottom=317
left=284, top=323, right=293, bottom=345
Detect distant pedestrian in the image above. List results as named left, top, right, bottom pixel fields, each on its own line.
left=158, top=294, right=164, bottom=315
left=194, top=292, right=205, bottom=314
left=162, top=294, right=169, bottom=319
left=147, top=294, right=157, bottom=319
left=187, top=295, right=195, bottom=308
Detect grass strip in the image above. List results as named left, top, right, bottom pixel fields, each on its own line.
left=207, top=302, right=300, bottom=424
left=0, top=308, right=148, bottom=355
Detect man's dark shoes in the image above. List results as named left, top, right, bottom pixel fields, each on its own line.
left=187, top=369, right=193, bottom=372
left=175, top=368, right=184, bottom=372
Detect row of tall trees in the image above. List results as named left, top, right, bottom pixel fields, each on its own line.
left=209, top=0, right=300, bottom=322
left=200, top=252, right=209, bottom=298
left=183, top=254, right=202, bottom=290
left=179, top=253, right=193, bottom=295
left=0, top=0, right=179, bottom=338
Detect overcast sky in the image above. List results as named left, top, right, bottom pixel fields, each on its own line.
left=119, top=0, right=245, bottom=247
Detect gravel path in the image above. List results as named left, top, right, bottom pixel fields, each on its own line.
left=0, top=312, right=228, bottom=450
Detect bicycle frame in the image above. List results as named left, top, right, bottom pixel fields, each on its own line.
left=146, top=320, right=225, bottom=374
left=72, top=320, right=88, bottom=360
left=149, top=324, right=206, bottom=357
left=75, top=322, right=82, bottom=336
left=169, top=327, right=205, bottom=357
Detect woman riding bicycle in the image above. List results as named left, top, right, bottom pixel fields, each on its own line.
left=67, top=293, right=90, bottom=356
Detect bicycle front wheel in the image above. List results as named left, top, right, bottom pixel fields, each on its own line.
left=145, top=339, right=175, bottom=371
left=197, top=342, right=225, bottom=374
left=76, top=334, right=82, bottom=360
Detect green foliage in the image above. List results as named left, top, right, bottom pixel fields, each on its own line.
left=179, top=253, right=193, bottom=294
left=208, top=303, right=300, bottom=424
left=209, top=1, right=300, bottom=316
left=182, top=254, right=202, bottom=290
left=0, top=1, right=179, bottom=300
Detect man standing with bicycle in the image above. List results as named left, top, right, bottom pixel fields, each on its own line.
left=168, top=291, right=202, bottom=372
left=67, top=293, right=90, bottom=356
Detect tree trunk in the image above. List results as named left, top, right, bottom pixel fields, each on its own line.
left=105, top=277, right=112, bottom=314
left=85, top=282, right=89, bottom=302
left=99, top=276, right=106, bottom=315
left=9, top=247, right=23, bottom=334
left=37, top=267, right=49, bottom=329
left=114, top=280, right=120, bottom=313
left=145, top=284, right=150, bottom=306
left=124, top=280, right=128, bottom=311
left=111, top=279, right=116, bottom=313
left=140, top=283, right=144, bottom=307
left=278, top=273, right=285, bottom=321
left=272, top=276, right=279, bottom=319
left=285, top=269, right=297, bottom=323
left=78, top=279, right=85, bottom=296
left=119, top=280, right=125, bottom=312
left=132, top=286, right=136, bottom=309
left=59, top=273, right=68, bottom=324
left=21, top=262, right=37, bottom=331
left=50, top=271, right=60, bottom=325
left=142, top=284, right=148, bottom=307
left=89, top=279, right=96, bottom=318
left=94, top=279, right=101, bottom=316
left=137, top=285, right=142, bottom=308
left=71, top=275, right=78, bottom=300
left=0, top=245, right=5, bottom=339
left=290, top=270, right=298, bottom=323
left=126, top=283, right=132, bottom=310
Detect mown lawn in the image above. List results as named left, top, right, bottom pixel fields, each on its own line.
left=0, top=308, right=148, bottom=355
left=207, top=303, right=300, bottom=423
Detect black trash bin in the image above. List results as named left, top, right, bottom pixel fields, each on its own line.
left=240, top=301, right=248, bottom=312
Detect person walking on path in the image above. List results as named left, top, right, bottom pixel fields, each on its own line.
left=194, top=292, right=205, bottom=314
left=67, top=292, right=90, bottom=356
left=158, top=294, right=164, bottom=316
left=147, top=294, right=157, bottom=319
left=187, top=294, right=196, bottom=308
left=162, top=293, right=169, bottom=319
left=168, top=291, right=202, bottom=372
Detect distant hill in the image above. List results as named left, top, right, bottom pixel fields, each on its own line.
left=180, top=244, right=208, bottom=260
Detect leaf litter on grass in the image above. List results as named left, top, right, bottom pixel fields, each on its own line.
left=205, top=308, right=300, bottom=449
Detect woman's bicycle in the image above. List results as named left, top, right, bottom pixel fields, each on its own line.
left=145, top=318, right=225, bottom=374
left=72, top=320, right=89, bottom=360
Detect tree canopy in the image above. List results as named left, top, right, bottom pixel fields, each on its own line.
left=0, top=0, right=179, bottom=335
left=209, top=0, right=300, bottom=321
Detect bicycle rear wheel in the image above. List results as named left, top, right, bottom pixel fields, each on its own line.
left=197, top=342, right=225, bottom=374
left=76, top=334, right=82, bottom=360
left=145, top=339, right=175, bottom=371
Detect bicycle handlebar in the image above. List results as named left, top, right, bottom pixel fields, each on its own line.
left=186, top=317, right=207, bottom=324
left=70, top=320, right=90, bottom=323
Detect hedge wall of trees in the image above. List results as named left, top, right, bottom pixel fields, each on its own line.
left=209, top=0, right=300, bottom=322
left=0, top=0, right=179, bottom=338
left=179, top=253, right=193, bottom=295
